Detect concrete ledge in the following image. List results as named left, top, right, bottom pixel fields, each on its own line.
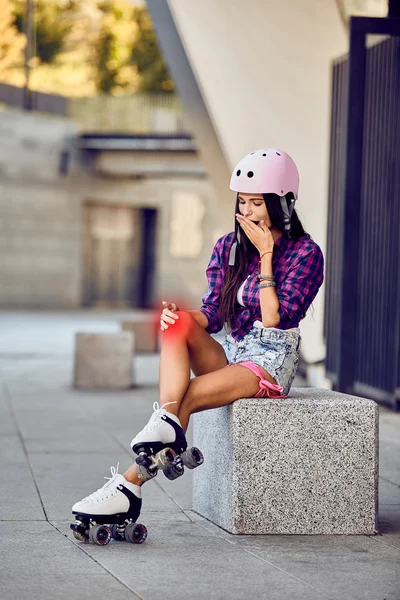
left=193, top=388, right=379, bottom=535
left=73, top=332, right=134, bottom=389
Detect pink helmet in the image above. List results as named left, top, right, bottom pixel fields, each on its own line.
left=229, top=148, right=299, bottom=199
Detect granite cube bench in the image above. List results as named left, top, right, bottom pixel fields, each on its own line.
left=73, top=332, right=134, bottom=389
left=192, top=388, right=378, bottom=535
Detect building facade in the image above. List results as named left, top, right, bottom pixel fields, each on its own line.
left=0, top=110, right=221, bottom=313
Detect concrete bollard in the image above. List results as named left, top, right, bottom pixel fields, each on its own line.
left=73, top=332, right=134, bottom=389
left=121, top=317, right=158, bottom=353
left=193, top=388, right=379, bottom=535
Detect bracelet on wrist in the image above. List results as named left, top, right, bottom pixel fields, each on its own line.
left=258, top=274, right=274, bottom=281
left=259, top=251, right=273, bottom=272
left=259, top=281, right=276, bottom=289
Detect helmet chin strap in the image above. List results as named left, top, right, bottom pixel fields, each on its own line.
left=280, top=195, right=296, bottom=233
left=228, top=228, right=241, bottom=266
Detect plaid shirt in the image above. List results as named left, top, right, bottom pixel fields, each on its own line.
left=200, top=232, right=324, bottom=341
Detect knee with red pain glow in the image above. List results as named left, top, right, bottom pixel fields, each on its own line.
left=163, top=311, right=192, bottom=340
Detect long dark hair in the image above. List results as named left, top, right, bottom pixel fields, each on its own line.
left=218, top=193, right=309, bottom=328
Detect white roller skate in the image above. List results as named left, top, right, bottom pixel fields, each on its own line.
left=70, top=465, right=147, bottom=546
left=130, top=402, right=204, bottom=482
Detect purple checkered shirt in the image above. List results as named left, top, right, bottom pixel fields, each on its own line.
left=200, top=232, right=324, bottom=341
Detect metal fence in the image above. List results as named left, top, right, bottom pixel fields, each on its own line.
left=69, top=94, right=189, bottom=134
left=324, top=55, right=348, bottom=387
left=0, top=84, right=189, bottom=135
left=325, top=36, right=400, bottom=409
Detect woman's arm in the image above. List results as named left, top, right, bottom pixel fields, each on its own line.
left=187, top=310, right=209, bottom=329
left=235, top=215, right=280, bottom=328
left=163, top=234, right=231, bottom=333
left=260, top=244, right=324, bottom=327
left=161, top=233, right=224, bottom=333
left=198, top=235, right=228, bottom=333
left=259, top=253, right=280, bottom=327
left=276, top=245, right=324, bottom=324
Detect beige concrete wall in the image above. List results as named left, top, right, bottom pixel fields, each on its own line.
left=0, top=181, right=82, bottom=308
left=167, top=0, right=348, bottom=362
left=0, top=111, right=83, bottom=308
left=0, top=111, right=79, bottom=184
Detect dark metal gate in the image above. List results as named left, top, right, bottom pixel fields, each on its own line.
left=325, top=24, right=400, bottom=410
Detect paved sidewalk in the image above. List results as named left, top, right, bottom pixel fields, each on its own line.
left=0, top=310, right=399, bottom=600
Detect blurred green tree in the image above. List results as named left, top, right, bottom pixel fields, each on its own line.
left=130, top=6, right=175, bottom=93
left=95, top=24, right=118, bottom=93
left=0, top=0, right=25, bottom=78
left=93, top=0, right=138, bottom=94
left=4, top=0, right=175, bottom=96
left=93, top=2, right=174, bottom=95
left=13, top=0, right=77, bottom=65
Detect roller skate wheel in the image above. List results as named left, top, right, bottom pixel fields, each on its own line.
left=110, top=523, right=125, bottom=541
left=125, top=523, right=148, bottom=544
left=181, top=446, right=204, bottom=469
left=89, top=524, right=112, bottom=546
left=163, top=462, right=184, bottom=480
left=154, top=447, right=176, bottom=469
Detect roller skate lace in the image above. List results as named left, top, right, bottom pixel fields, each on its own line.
left=81, top=464, right=122, bottom=504
left=140, top=401, right=177, bottom=435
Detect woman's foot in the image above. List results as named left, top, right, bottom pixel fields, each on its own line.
left=131, top=401, right=187, bottom=457
left=71, top=465, right=142, bottom=523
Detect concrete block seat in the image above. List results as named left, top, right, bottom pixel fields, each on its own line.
left=193, top=388, right=378, bottom=535
left=73, top=332, right=134, bottom=389
left=121, top=314, right=158, bottom=353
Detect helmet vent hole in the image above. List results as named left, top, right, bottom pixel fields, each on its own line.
left=247, top=171, right=254, bottom=178
left=276, top=152, right=281, bottom=156
left=236, top=169, right=241, bottom=176
left=262, top=153, right=266, bottom=156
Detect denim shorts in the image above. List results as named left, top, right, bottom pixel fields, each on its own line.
left=221, top=322, right=301, bottom=396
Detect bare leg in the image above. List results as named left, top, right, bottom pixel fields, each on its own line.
left=177, top=363, right=276, bottom=431
left=124, top=311, right=227, bottom=484
left=124, top=362, right=277, bottom=485
left=124, top=462, right=143, bottom=485
left=157, top=311, right=228, bottom=416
